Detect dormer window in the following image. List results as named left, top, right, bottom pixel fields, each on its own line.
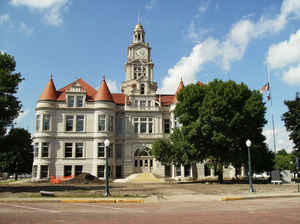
left=67, top=96, right=74, bottom=107
left=67, top=95, right=85, bottom=108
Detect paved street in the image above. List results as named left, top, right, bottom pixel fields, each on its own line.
left=0, top=197, right=300, bottom=224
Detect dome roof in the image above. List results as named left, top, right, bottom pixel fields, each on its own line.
left=134, top=23, right=144, bottom=31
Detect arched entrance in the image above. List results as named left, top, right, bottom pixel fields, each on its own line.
left=134, top=146, right=153, bottom=173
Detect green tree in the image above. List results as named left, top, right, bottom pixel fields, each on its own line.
left=0, top=128, right=33, bottom=180
left=282, top=95, right=300, bottom=152
left=153, top=79, right=273, bottom=183
left=0, top=52, right=23, bottom=136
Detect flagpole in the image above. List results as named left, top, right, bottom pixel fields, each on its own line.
left=267, top=67, right=277, bottom=154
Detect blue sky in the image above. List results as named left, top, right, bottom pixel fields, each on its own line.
left=1, top=0, right=300, bottom=152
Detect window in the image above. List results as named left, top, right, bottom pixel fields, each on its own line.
left=176, top=166, right=181, bottom=176
left=75, top=165, right=83, bottom=176
left=164, top=119, right=170, bottom=134
left=116, top=144, right=122, bottom=159
left=76, top=115, right=84, bottom=132
left=134, top=118, right=139, bottom=133
left=65, top=143, right=73, bottom=158
left=116, top=166, right=122, bottom=178
left=135, top=160, right=138, bottom=167
left=140, top=118, right=147, bottom=133
left=41, top=143, right=49, bottom=157
left=64, top=165, right=72, bottom=177
left=32, top=165, right=38, bottom=178
left=184, top=164, right=191, bottom=177
left=98, top=142, right=105, bottom=157
left=66, top=115, right=74, bottom=131
left=41, top=165, right=48, bottom=178
left=108, top=144, right=113, bottom=158
left=150, top=160, right=153, bottom=167
left=76, top=96, right=83, bottom=107
left=140, top=160, right=143, bottom=167
left=149, top=118, right=153, bottom=134
left=204, top=164, right=211, bottom=177
left=134, top=117, right=153, bottom=134
left=140, top=100, right=146, bottom=107
left=108, top=116, right=114, bottom=132
left=97, top=165, right=104, bottom=177
left=141, top=84, right=145, bottom=94
left=98, top=115, right=105, bottom=131
left=36, top=115, right=40, bottom=131
left=43, top=114, right=50, bottom=131
left=67, top=95, right=74, bottom=107
left=75, top=143, right=83, bottom=158
left=165, top=165, right=171, bottom=177
left=39, top=166, right=45, bottom=178
left=34, top=143, right=39, bottom=158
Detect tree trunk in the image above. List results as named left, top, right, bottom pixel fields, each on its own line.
left=14, top=173, right=18, bottom=181
left=218, top=170, right=223, bottom=184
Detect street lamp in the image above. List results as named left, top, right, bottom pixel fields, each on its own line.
left=246, top=139, right=254, bottom=193
left=104, top=138, right=111, bottom=197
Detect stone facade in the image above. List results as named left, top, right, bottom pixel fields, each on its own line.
left=32, top=23, right=238, bottom=180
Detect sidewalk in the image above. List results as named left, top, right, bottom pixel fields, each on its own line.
left=1, top=192, right=300, bottom=204
left=0, top=197, right=145, bottom=203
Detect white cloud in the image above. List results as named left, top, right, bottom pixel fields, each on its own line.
left=19, top=22, right=34, bottom=35
left=263, top=127, right=294, bottom=153
left=266, top=29, right=300, bottom=85
left=161, top=0, right=300, bottom=93
left=15, top=109, right=30, bottom=125
left=282, top=64, right=300, bottom=85
left=267, top=29, right=300, bottom=70
left=0, top=14, right=10, bottom=24
left=145, top=0, right=156, bottom=11
left=9, top=0, right=69, bottom=26
left=106, top=80, right=119, bottom=93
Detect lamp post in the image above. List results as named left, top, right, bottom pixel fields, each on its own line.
left=246, top=139, right=254, bottom=193
left=104, top=139, right=111, bottom=197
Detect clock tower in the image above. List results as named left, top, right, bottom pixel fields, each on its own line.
left=121, top=22, right=157, bottom=97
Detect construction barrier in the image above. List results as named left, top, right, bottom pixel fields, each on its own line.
left=50, top=175, right=74, bottom=184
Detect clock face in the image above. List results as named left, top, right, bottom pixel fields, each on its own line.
left=135, top=48, right=146, bottom=59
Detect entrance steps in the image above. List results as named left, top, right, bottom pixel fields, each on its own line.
left=114, top=172, right=164, bottom=183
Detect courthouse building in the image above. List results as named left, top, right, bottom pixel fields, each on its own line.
left=32, top=23, right=237, bottom=180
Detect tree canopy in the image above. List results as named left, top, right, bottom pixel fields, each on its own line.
left=0, top=128, right=33, bottom=179
left=282, top=95, right=300, bottom=152
left=0, top=52, right=23, bottom=136
left=152, top=79, right=274, bottom=183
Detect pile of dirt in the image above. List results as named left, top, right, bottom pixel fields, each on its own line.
left=64, top=173, right=105, bottom=184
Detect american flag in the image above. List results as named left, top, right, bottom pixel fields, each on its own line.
left=260, top=83, right=269, bottom=94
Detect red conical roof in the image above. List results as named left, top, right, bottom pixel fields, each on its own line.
left=39, top=75, right=57, bottom=101
left=173, top=79, right=184, bottom=103
left=94, top=77, right=113, bottom=102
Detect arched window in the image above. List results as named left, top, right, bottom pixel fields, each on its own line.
left=141, top=84, right=145, bottom=94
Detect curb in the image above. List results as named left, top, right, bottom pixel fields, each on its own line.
left=0, top=198, right=144, bottom=204
left=221, top=194, right=300, bottom=201
left=60, top=199, right=144, bottom=203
